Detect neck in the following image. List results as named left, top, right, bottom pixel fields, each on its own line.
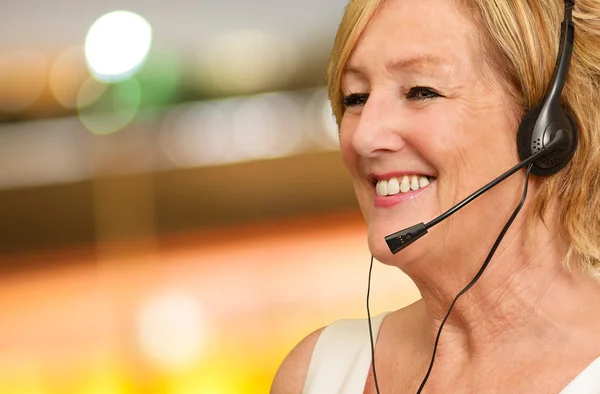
left=406, top=211, right=600, bottom=365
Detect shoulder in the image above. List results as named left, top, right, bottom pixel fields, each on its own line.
left=270, top=326, right=325, bottom=394
left=271, top=313, right=392, bottom=394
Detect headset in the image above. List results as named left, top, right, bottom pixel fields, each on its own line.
left=368, top=1, right=578, bottom=393
left=384, top=0, right=577, bottom=254
left=517, top=0, right=577, bottom=176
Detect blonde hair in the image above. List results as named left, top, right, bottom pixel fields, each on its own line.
left=327, top=0, right=600, bottom=274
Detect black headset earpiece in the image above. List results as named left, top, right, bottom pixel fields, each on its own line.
left=516, top=0, right=577, bottom=177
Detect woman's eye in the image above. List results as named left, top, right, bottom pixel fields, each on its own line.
left=406, top=86, right=442, bottom=101
left=341, top=87, right=441, bottom=108
left=341, top=93, right=369, bottom=107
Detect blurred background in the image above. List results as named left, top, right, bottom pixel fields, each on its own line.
left=0, top=1, right=419, bottom=393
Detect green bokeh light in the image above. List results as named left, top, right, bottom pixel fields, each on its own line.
left=135, top=49, right=182, bottom=108
left=77, top=77, right=142, bottom=135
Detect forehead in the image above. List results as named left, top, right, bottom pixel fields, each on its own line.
left=346, top=0, right=478, bottom=76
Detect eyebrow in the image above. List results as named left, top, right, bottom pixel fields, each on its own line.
left=343, top=54, right=451, bottom=75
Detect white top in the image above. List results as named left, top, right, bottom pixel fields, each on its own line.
left=303, top=313, right=600, bottom=394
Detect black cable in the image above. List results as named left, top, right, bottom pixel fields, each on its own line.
left=367, top=254, right=382, bottom=394
left=416, top=163, right=533, bottom=393
left=367, top=163, right=533, bottom=394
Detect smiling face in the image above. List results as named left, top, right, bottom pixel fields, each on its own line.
left=340, top=0, right=524, bottom=269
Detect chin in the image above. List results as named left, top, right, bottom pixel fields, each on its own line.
left=366, top=222, right=433, bottom=268
left=356, top=180, right=441, bottom=267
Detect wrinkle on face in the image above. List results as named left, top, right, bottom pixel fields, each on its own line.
left=338, top=0, right=524, bottom=276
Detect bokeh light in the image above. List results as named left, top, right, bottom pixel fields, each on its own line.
left=0, top=50, right=47, bottom=112
left=0, top=362, right=46, bottom=394
left=168, top=366, right=242, bottom=394
left=231, top=94, right=304, bottom=160
left=135, top=49, right=182, bottom=108
left=1, top=2, right=415, bottom=394
left=85, top=11, right=152, bottom=82
left=49, top=46, right=91, bottom=109
left=137, top=291, right=207, bottom=371
left=159, top=99, right=238, bottom=167
left=77, top=360, right=128, bottom=394
left=196, top=100, right=239, bottom=164
left=77, top=77, right=141, bottom=135
left=202, top=29, right=299, bottom=94
left=77, top=77, right=108, bottom=109
left=306, top=88, right=340, bottom=150
left=160, top=92, right=306, bottom=168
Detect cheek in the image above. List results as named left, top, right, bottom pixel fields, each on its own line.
left=425, top=101, right=518, bottom=176
left=406, top=107, right=466, bottom=172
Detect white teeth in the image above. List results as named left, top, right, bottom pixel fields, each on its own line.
left=387, top=177, right=400, bottom=195
left=376, top=179, right=388, bottom=196
left=375, top=175, right=433, bottom=197
left=400, top=175, right=411, bottom=193
left=410, top=175, right=419, bottom=191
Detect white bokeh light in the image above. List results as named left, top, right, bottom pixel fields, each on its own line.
left=231, top=94, right=304, bottom=160
left=305, top=89, right=340, bottom=150
left=85, top=11, right=152, bottom=82
left=159, top=93, right=306, bottom=168
left=137, top=291, right=207, bottom=370
left=203, top=29, right=299, bottom=94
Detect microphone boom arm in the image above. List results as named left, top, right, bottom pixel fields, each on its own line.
left=385, top=129, right=570, bottom=254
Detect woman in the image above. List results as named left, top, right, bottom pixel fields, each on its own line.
left=273, top=0, right=600, bottom=393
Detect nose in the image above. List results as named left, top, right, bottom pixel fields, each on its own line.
left=351, top=93, right=407, bottom=157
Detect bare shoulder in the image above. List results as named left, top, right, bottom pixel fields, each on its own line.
left=270, top=326, right=325, bottom=394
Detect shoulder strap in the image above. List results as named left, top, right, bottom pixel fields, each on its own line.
left=303, top=313, right=388, bottom=394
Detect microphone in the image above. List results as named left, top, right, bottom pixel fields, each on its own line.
left=384, top=128, right=572, bottom=254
